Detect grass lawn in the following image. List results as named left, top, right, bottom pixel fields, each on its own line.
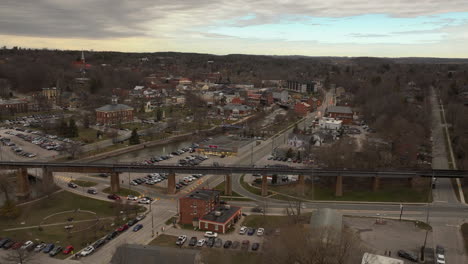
left=115, top=122, right=153, bottom=131
left=102, top=187, right=141, bottom=197
left=214, top=182, right=242, bottom=197
left=242, top=214, right=311, bottom=229
left=264, top=183, right=431, bottom=203
left=201, top=250, right=263, bottom=264
left=71, top=180, right=97, bottom=187
left=73, top=127, right=108, bottom=144
left=165, top=217, right=177, bottom=225
left=149, top=234, right=178, bottom=248
left=81, top=143, right=129, bottom=157
left=240, top=175, right=272, bottom=196
left=462, top=223, right=468, bottom=253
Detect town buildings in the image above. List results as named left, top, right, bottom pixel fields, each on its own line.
left=294, top=102, right=312, bottom=116
left=325, top=105, right=354, bottom=124
left=178, top=189, right=220, bottom=225
left=0, top=98, right=28, bottom=113
left=319, top=117, right=342, bottom=130
left=199, top=204, right=242, bottom=234
left=95, top=96, right=134, bottom=125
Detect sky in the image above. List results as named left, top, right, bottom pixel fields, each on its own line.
left=1, top=0, right=468, bottom=57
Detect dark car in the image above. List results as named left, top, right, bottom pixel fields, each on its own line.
left=436, top=245, right=445, bottom=255
left=68, top=182, right=78, bottom=188
left=106, top=231, right=119, bottom=241
left=42, top=243, right=55, bottom=253
left=11, top=242, right=23, bottom=250
left=223, top=240, right=232, bottom=248
left=93, top=239, right=106, bottom=249
left=87, top=188, right=97, bottom=195
left=397, top=250, right=418, bottom=262
left=251, top=243, right=260, bottom=251
left=241, top=240, right=250, bottom=250
left=247, top=228, right=256, bottom=236
left=214, top=238, right=222, bottom=248
left=133, top=224, right=143, bottom=232
left=0, top=238, right=11, bottom=248
left=127, top=219, right=137, bottom=226
left=188, top=237, right=197, bottom=247
left=206, top=237, right=215, bottom=248
left=107, top=194, right=121, bottom=200
left=232, top=241, right=240, bottom=249
left=3, top=241, right=14, bottom=249
left=49, top=246, right=62, bottom=257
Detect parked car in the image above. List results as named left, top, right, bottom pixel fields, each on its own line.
left=239, top=226, right=247, bottom=235
left=251, top=242, right=260, bottom=251
left=93, top=239, right=106, bottom=249
left=127, top=195, right=138, bottom=201
left=204, top=231, right=218, bottom=238
left=223, top=240, right=233, bottom=248
left=42, top=243, right=55, bottom=253
left=87, top=188, right=97, bottom=195
left=397, top=250, right=418, bottom=262
left=63, top=245, right=74, bottom=254
left=34, top=243, right=46, bottom=252
left=136, top=214, right=146, bottom=221
left=0, top=238, right=11, bottom=248
left=247, top=228, right=256, bottom=236
left=206, top=237, right=215, bottom=247
left=20, top=241, right=34, bottom=250
left=133, top=224, right=143, bottom=232
left=116, top=224, right=129, bottom=232
left=11, top=241, right=23, bottom=250
left=3, top=241, right=14, bottom=249
left=127, top=219, right=137, bottom=226
left=214, top=238, right=222, bottom=248
left=138, top=198, right=151, bottom=204
left=436, top=246, right=446, bottom=264
left=105, top=231, right=119, bottom=241
left=80, top=246, right=95, bottom=256
left=241, top=240, right=250, bottom=250
left=232, top=241, right=240, bottom=249
left=196, top=239, right=206, bottom=247
left=176, top=235, right=187, bottom=246
left=49, top=246, right=62, bottom=256
left=188, top=237, right=197, bottom=246
left=68, top=182, right=78, bottom=188
left=257, top=228, right=264, bottom=236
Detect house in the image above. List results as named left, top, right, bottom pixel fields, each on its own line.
left=294, top=102, right=312, bottom=116
left=288, top=133, right=313, bottom=150
left=179, top=189, right=220, bottom=225
left=95, top=96, right=134, bottom=125
left=272, top=90, right=289, bottom=103
left=325, top=106, right=354, bottom=124
left=220, top=104, right=252, bottom=118
left=319, top=117, right=342, bottom=130
left=199, top=204, right=242, bottom=234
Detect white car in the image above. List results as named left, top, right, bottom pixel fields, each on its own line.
left=196, top=239, right=206, bottom=247
left=127, top=195, right=138, bottom=201
left=257, top=227, right=264, bottom=236
left=239, top=226, right=247, bottom=235
left=437, top=254, right=445, bottom=264
left=130, top=181, right=138, bottom=186
left=150, top=173, right=160, bottom=177
left=136, top=214, right=146, bottom=221
left=176, top=235, right=187, bottom=245
left=80, top=246, right=95, bottom=256
left=138, top=198, right=151, bottom=204
left=204, top=231, right=218, bottom=238
left=20, top=241, right=34, bottom=250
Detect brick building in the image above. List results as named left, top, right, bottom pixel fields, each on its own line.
left=294, top=102, right=312, bottom=116
left=179, top=189, right=220, bottom=225
left=199, top=205, right=242, bottom=234
left=325, top=106, right=354, bottom=124
left=0, top=99, right=28, bottom=114
left=95, top=96, right=134, bottom=125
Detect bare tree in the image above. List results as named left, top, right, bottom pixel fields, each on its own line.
left=63, top=142, right=83, bottom=159
left=2, top=248, right=35, bottom=264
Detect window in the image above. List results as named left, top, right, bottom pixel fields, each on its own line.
left=204, top=222, right=208, bottom=228
left=214, top=225, right=218, bottom=231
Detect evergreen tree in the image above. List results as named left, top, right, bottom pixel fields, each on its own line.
left=129, top=128, right=140, bottom=145
left=83, top=115, right=90, bottom=129
left=58, top=119, right=68, bottom=137
left=68, top=118, right=79, bottom=138
left=155, top=108, right=163, bottom=122
left=286, top=148, right=294, bottom=159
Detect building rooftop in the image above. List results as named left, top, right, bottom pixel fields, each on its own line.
left=326, top=105, right=353, bottom=114
left=183, top=189, right=220, bottom=201
left=96, top=104, right=134, bottom=112
left=200, top=205, right=241, bottom=224
left=0, top=99, right=27, bottom=105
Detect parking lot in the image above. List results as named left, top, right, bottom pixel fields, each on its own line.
left=0, top=128, right=60, bottom=161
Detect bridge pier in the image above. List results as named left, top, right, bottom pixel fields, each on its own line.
left=373, top=176, right=380, bottom=192
left=261, top=174, right=268, bottom=196
left=167, top=172, right=176, bottom=194
left=297, top=175, right=305, bottom=196
left=110, top=172, right=120, bottom=193
left=225, top=174, right=232, bottom=196
left=42, top=168, right=55, bottom=194
left=335, top=174, right=343, bottom=197
left=15, top=168, right=30, bottom=199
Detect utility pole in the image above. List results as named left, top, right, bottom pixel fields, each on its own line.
left=399, top=204, right=403, bottom=221
left=150, top=201, right=154, bottom=237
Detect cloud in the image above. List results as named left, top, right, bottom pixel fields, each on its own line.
left=349, top=33, right=389, bottom=38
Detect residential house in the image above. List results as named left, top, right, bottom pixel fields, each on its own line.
left=288, top=133, right=313, bottom=151
left=220, top=104, right=252, bottom=118
left=319, top=117, right=342, bottom=130
left=272, top=90, right=289, bottom=103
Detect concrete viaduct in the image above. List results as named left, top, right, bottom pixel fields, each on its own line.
left=1, top=161, right=467, bottom=199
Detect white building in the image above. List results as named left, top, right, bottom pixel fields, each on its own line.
left=319, top=117, right=342, bottom=130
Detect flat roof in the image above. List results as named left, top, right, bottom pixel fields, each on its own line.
left=182, top=189, right=220, bottom=201
left=200, top=205, right=241, bottom=224
left=327, top=105, right=353, bottom=114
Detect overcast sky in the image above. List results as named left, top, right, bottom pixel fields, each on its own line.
left=1, top=0, right=468, bottom=57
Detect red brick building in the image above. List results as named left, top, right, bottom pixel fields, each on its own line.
left=95, top=96, right=134, bottom=125
left=326, top=106, right=354, bottom=124
left=294, top=102, right=312, bottom=116
left=179, top=189, right=220, bottom=225
left=199, top=205, right=242, bottom=234
left=0, top=99, right=28, bottom=114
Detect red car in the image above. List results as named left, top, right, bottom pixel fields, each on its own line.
left=11, top=242, right=23, bottom=250
left=107, top=194, right=121, bottom=200
left=116, top=224, right=129, bottom=232
left=63, top=245, right=74, bottom=254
